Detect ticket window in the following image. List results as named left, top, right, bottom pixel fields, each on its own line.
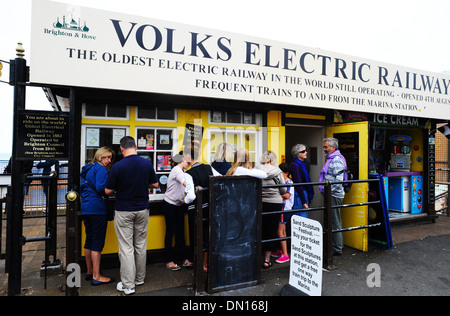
left=83, top=126, right=128, bottom=166
left=209, top=129, right=259, bottom=165
left=136, top=128, right=177, bottom=199
left=209, top=111, right=261, bottom=165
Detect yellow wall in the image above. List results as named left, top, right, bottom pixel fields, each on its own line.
left=409, top=129, right=424, bottom=172
left=82, top=214, right=190, bottom=255
left=267, top=111, right=286, bottom=162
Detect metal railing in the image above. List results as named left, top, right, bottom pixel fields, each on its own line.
left=4, top=172, right=63, bottom=294
left=192, top=176, right=383, bottom=294
left=262, top=178, right=381, bottom=271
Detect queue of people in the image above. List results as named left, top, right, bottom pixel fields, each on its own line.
left=80, top=135, right=348, bottom=294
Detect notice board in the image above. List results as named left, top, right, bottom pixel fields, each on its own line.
left=16, top=110, right=69, bottom=160
left=208, top=176, right=262, bottom=293
left=290, top=215, right=323, bottom=296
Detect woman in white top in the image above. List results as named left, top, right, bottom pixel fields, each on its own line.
left=226, top=148, right=267, bottom=179
left=163, top=152, right=193, bottom=271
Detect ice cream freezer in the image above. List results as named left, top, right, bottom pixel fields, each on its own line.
left=383, top=172, right=423, bottom=214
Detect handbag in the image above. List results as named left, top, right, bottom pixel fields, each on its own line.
left=82, top=173, right=115, bottom=221
left=103, top=195, right=116, bottom=221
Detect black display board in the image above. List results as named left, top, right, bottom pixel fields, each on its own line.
left=16, top=110, right=69, bottom=160
left=368, top=173, right=393, bottom=249
left=334, top=132, right=359, bottom=180
left=208, top=176, right=262, bottom=293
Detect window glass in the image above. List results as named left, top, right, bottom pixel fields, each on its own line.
left=107, top=104, right=127, bottom=118
left=137, top=106, right=156, bottom=119
left=210, top=111, right=257, bottom=124
left=84, top=127, right=126, bottom=165
left=226, top=112, right=242, bottom=124
left=211, top=111, right=225, bottom=123
left=85, top=103, right=106, bottom=117
left=210, top=129, right=259, bottom=164
left=137, top=106, right=175, bottom=120
left=158, top=108, right=175, bottom=120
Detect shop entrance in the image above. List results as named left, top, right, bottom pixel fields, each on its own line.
left=326, top=122, right=369, bottom=252
left=286, top=122, right=370, bottom=252
left=285, top=125, right=325, bottom=223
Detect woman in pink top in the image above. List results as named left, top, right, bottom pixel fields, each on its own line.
left=163, top=152, right=193, bottom=271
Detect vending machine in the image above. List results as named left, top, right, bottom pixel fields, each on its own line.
left=389, top=177, right=410, bottom=212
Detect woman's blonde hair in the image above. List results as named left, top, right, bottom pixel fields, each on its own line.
left=226, top=148, right=252, bottom=175
left=260, top=150, right=278, bottom=165
left=90, top=146, right=114, bottom=166
left=213, top=143, right=234, bottom=162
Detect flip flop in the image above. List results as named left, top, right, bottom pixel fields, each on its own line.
left=182, top=260, right=193, bottom=268
left=166, top=264, right=181, bottom=271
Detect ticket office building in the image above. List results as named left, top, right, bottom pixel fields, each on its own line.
left=49, top=86, right=438, bottom=256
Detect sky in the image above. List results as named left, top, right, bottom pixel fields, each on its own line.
left=1, top=0, right=450, bottom=158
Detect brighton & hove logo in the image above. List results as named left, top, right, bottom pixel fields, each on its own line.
left=43, top=14, right=96, bottom=40
left=53, top=15, right=90, bottom=32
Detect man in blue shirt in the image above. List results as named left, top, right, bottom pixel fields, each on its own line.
left=105, top=136, right=159, bottom=295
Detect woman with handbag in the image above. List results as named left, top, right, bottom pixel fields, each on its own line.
left=254, top=151, right=287, bottom=269
left=80, top=146, right=116, bottom=286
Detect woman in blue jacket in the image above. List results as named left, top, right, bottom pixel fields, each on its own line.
left=80, top=146, right=115, bottom=286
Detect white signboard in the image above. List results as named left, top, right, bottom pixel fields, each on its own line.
left=290, top=215, right=323, bottom=296
left=30, top=0, right=450, bottom=120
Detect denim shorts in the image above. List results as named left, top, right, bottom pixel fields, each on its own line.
left=83, top=215, right=107, bottom=252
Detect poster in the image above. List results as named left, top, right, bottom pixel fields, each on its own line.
left=289, top=215, right=323, bottom=296
left=86, top=128, right=100, bottom=147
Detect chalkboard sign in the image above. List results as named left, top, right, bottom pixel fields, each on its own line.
left=208, top=176, right=262, bottom=293
left=368, top=173, right=393, bottom=249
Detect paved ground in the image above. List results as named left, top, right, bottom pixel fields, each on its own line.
left=1, top=215, right=450, bottom=296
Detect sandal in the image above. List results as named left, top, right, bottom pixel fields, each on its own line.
left=262, top=261, right=272, bottom=269
left=182, top=260, right=193, bottom=268
left=166, top=263, right=181, bottom=271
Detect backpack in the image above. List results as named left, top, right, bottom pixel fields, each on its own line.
left=339, top=169, right=354, bottom=193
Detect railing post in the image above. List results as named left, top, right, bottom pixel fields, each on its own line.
left=193, top=186, right=205, bottom=295
left=45, top=172, right=58, bottom=266
left=65, top=191, right=80, bottom=296
left=323, top=181, right=335, bottom=270
left=0, top=194, right=6, bottom=260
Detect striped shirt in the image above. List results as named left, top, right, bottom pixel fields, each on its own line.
left=324, top=155, right=346, bottom=199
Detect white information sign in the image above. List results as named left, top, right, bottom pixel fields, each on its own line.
left=290, top=215, right=323, bottom=296
left=30, top=0, right=450, bottom=120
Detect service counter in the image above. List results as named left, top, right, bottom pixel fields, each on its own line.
left=81, top=200, right=190, bottom=256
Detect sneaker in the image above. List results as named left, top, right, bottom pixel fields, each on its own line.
left=271, top=250, right=282, bottom=258
left=116, top=281, right=135, bottom=295
left=275, top=254, right=290, bottom=264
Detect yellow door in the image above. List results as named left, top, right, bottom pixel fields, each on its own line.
left=326, top=122, right=369, bottom=252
